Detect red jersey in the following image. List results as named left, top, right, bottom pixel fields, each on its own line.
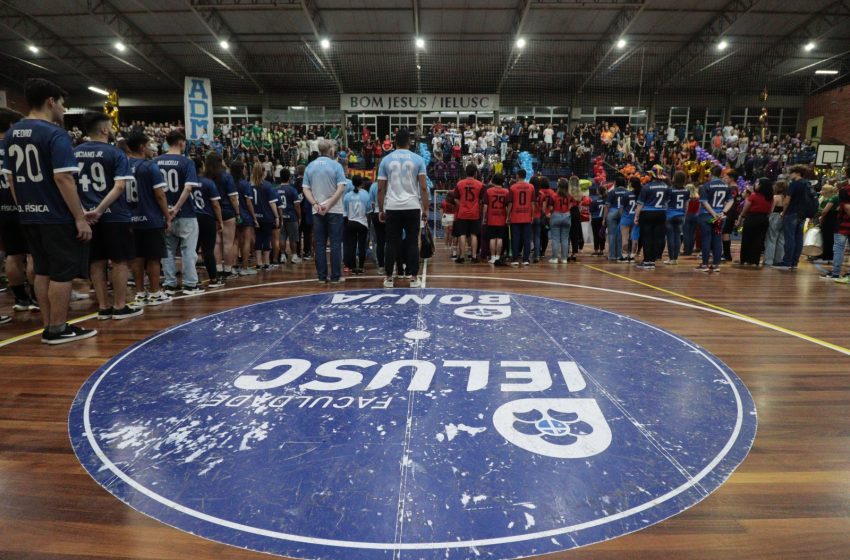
left=485, top=186, right=510, bottom=226
left=441, top=198, right=457, bottom=215
left=538, top=188, right=555, bottom=217
left=453, top=178, right=485, bottom=220
left=549, top=192, right=572, bottom=214
left=580, top=196, right=591, bottom=221
left=509, top=181, right=535, bottom=224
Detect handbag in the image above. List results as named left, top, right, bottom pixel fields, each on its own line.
left=802, top=225, right=823, bottom=257
left=420, top=225, right=435, bottom=260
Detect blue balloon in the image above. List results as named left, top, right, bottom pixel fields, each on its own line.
left=418, top=142, right=431, bottom=166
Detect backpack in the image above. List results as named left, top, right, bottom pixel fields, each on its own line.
left=420, top=225, right=434, bottom=260
left=799, top=182, right=818, bottom=219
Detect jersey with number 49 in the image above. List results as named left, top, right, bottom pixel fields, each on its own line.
left=74, top=141, right=133, bottom=223
left=153, top=154, right=200, bottom=219
left=1, top=119, right=78, bottom=225
left=699, top=179, right=732, bottom=215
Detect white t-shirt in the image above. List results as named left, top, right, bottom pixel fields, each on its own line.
left=377, top=149, right=427, bottom=211
left=666, top=127, right=676, bottom=142
left=544, top=127, right=554, bottom=143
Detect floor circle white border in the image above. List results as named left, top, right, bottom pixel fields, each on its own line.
left=75, top=284, right=755, bottom=551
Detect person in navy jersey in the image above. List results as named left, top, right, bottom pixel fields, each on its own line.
left=776, top=165, right=810, bottom=270
left=75, top=112, right=141, bottom=320
left=127, top=131, right=172, bottom=306
left=343, top=175, right=371, bottom=274
left=276, top=168, right=302, bottom=265
left=154, top=130, right=203, bottom=295
left=618, top=180, right=639, bottom=262
left=589, top=185, right=606, bottom=257
left=0, top=107, right=39, bottom=320
left=634, top=164, right=670, bottom=269
left=303, top=140, right=347, bottom=284
left=697, top=165, right=734, bottom=273
left=295, top=165, right=313, bottom=260
left=377, top=129, right=428, bottom=288
left=230, top=161, right=257, bottom=276
left=664, top=171, right=690, bottom=265
left=602, top=175, right=628, bottom=261
left=249, top=164, right=279, bottom=270
left=1, top=79, right=97, bottom=344
left=193, top=156, right=224, bottom=288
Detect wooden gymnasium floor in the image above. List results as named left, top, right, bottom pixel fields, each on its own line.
left=2, top=244, right=850, bottom=560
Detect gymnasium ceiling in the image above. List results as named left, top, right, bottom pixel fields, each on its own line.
left=1, top=0, right=850, bottom=105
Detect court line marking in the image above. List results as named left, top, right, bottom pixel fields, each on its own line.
left=581, top=264, right=850, bottom=356
left=79, top=288, right=750, bottom=550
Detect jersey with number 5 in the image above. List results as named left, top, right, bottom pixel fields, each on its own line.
left=153, top=154, right=200, bottom=219
left=1, top=119, right=79, bottom=224
left=699, top=179, right=731, bottom=215
left=74, top=141, right=133, bottom=223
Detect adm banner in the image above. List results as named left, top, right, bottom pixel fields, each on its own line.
left=341, top=94, right=499, bottom=112
left=184, top=77, right=213, bottom=140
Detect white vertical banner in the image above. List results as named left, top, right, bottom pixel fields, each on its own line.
left=0, top=90, right=7, bottom=108
left=184, top=77, right=213, bottom=140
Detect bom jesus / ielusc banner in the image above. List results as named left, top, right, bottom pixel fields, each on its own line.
left=341, top=94, right=499, bottom=112
left=184, top=77, right=213, bottom=140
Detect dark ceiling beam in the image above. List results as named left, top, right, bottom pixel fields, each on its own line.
left=740, top=0, right=850, bottom=83
left=652, top=0, right=761, bottom=92
left=806, top=54, right=850, bottom=95
left=496, top=0, right=534, bottom=92
left=184, top=0, right=265, bottom=93
left=85, top=0, right=185, bottom=90
left=298, top=0, right=344, bottom=93
left=576, top=1, right=647, bottom=93
left=0, top=0, right=122, bottom=88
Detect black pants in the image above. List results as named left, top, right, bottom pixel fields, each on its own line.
left=821, top=212, right=836, bottom=261
left=196, top=214, right=218, bottom=281
left=344, top=221, right=369, bottom=269
left=640, top=211, right=666, bottom=263
left=591, top=217, right=605, bottom=252
left=300, top=222, right=313, bottom=257
left=369, top=213, right=386, bottom=268
left=740, top=213, right=769, bottom=265
left=569, top=207, right=582, bottom=254
left=540, top=217, right=549, bottom=256
left=385, top=209, right=420, bottom=278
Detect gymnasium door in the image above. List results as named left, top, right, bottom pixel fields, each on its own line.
left=377, top=116, right=390, bottom=142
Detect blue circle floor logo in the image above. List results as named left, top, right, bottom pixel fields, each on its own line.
left=69, top=289, right=757, bottom=560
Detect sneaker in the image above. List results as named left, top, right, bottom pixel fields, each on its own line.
left=303, top=255, right=314, bottom=261
left=0, top=315, right=10, bottom=325
left=834, top=276, right=850, bottom=285
left=13, top=300, right=32, bottom=312
left=618, top=256, right=629, bottom=262
left=330, top=278, right=345, bottom=284
left=454, top=258, right=466, bottom=264
left=377, top=267, right=386, bottom=275
left=97, top=307, right=114, bottom=320
left=470, top=258, right=480, bottom=264
left=163, top=285, right=179, bottom=296
left=451, top=251, right=458, bottom=259
left=522, top=261, right=530, bottom=266
left=771, top=265, right=791, bottom=271
left=208, top=279, right=225, bottom=288
left=279, top=255, right=288, bottom=264
left=317, top=279, right=327, bottom=285
left=71, top=290, right=90, bottom=301
left=145, top=292, right=172, bottom=306
left=41, top=324, right=97, bottom=345
left=267, top=264, right=279, bottom=270
left=821, top=273, right=840, bottom=279
left=663, top=259, right=678, bottom=265
left=239, top=268, right=258, bottom=276
left=28, top=301, right=40, bottom=311
left=409, top=277, right=423, bottom=288
left=383, top=277, right=394, bottom=288
left=695, top=264, right=711, bottom=273
left=635, top=262, right=653, bottom=269
left=112, top=305, right=144, bottom=320
left=344, top=266, right=352, bottom=273
left=182, top=285, right=205, bottom=296
left=511, top=261, right=519, bottom=267
left=548, top=258, right=559, bottom=264
left=710, top=265, right=721, bottom=274
left=532, top=258, right=539, bottom=264
left=133, top=292, right=148, bottom=306
left=290, top=255, right=302, bottom=264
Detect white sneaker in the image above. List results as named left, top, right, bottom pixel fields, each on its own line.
left=409, top=277, right=423, bottom=288
left=377, top=267, right=386, bottom=275
left=145, top=292, right=172, bottom=306
left=548, top=258, right=559, bottom=264
left=240, top=267, right=258, bottom=276
left=279, top=255, right=288, bottom=264
left=133, top=292, right=148, bottom=306
left=71, top=290, right=90, bottom=301
left=383, top=277, right=394, bottom=288
left=290, top=255, right=301, bottom=264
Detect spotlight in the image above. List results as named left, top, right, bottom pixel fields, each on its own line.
left=115, top=41, right=126, bottom=52
left=616, top=38, right=627, bottom=49
left=815, top=69, right=838, bottom=75
left=804, top=42, right=815, bottom=52
left=717, top=40, right=728, bottom=51
left=415, top=37, right=425, bottom=49
left=320, top=38, right=330, bottom=50
left=88, top=86, right=110, bottom=96
left=220, top=40, right=230, bottom=50
left=28, top=45, right=39, bottom=54
left=516, top=37, right=526, bottom=49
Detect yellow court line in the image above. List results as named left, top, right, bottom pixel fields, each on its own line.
left=583, top=263, right=850, bottom=355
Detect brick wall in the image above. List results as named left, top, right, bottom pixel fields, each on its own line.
left=804, top=85, right=850, bottom=146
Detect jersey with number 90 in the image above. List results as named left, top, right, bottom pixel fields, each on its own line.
left=1, top=119, right=79, bottom=225
left=74, top=141, right=133, bottom=223
left=153, top=154, right=200, bottom=219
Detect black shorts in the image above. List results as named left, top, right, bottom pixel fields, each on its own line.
left=453, top=218, right=481, bottom=238
left=0, top=217, right=28, bottom=256
left=133, top=227, right=167, bottom=261
left=90, top=222, right=136, bottom=262
left=23, top=223, right=90, bottom=282
left=487, top=225, right=507, bottom=239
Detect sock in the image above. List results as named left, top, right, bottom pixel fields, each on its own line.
left=723, top=240, right=732, bottom=259
left=48, top=323, right=66, bottom=334
left=224, top=266, right=232, bottom=272
left=28, top=284, right=37, bottom=302
left=11, top=284, right=29, bottom=302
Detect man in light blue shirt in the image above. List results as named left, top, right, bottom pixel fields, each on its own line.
left=377, top=128, right=428, bottom=288
left=302, top=139, right=346, bottom=283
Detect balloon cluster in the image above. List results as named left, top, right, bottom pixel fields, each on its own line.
left=418, top=141, right=431, bottom=166
left=592, top=156, right=606, bottom=185
left=618, top=163, right=652, bottom=185
left=518, top=151, right=534, bottom=179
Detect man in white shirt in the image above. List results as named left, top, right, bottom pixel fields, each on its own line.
left=543, top=124, right=554, bottom=147
left=302, top=140, right=347, bottom=283
left=377, top=128, right=428, bottom=288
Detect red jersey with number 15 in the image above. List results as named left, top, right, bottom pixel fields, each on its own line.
left=485, top=186, right=510, bottom=226
left=509, top=181, right=535, bottom=224
left=453, top=178, right=485, bottom=220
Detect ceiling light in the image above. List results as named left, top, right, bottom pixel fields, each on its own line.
left=220, top=40, right=230, bottom=50
left=415, top=37, right=425, bottom=49
left=88, top=86, right=110, bottom=96
left=616, top=38, right=627, bottom=49
left=28, top=45, right=39, bottom=54
left=804, top=42, right=815, bottom=52
left=229, top=106, right=237, bottom=110
left=115, top=41, right=126, bottom=52
left=417, top=64, right=421, bottom=70
left=815, top=69, right=839, bottom=75
left=516, top=37, right=526, bottom=49
left=320, top=38, right=330, bottom=50
left=717, top=40, right=728, bottom=51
